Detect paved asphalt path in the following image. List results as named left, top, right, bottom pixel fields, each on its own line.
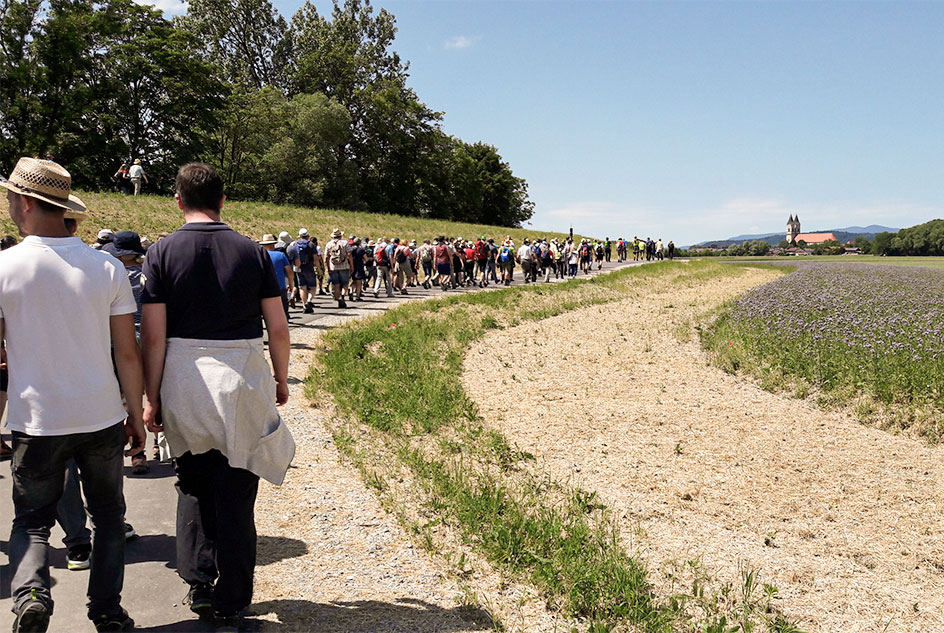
left=0, top=257, right=649, bottom=632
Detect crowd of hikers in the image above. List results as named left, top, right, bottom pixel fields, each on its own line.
left=262, top=233, right=678, bottom=310
left=0, top=156, right=676, bottom=633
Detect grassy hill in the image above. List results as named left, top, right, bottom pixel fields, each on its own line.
left=0, top=191, right=583, bottom=245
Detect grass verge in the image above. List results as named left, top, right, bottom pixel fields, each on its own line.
left=310, top=260, right=805, bottom=632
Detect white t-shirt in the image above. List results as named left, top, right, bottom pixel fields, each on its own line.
left=0, top=236, right=136, bottom=436
left=517, top=245, right=532, bottom=261
left=128, top=164, right=144, bottom=179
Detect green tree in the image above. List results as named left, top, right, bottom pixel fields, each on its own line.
left=445, top=141, right=534, bottom=227
left=0, top=0, right=43, bottom=166
left=178, top=0, right=291, bottom=90
left=872, top=231, right=896, bottom=256
left=749, top=240, right=770, bottom=256
left=289, top=0, right=446, bottom=212
left=852, top=236, right=872, bottom=254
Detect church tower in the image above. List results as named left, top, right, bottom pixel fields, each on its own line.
left=786, top=215, right=801, bottom=243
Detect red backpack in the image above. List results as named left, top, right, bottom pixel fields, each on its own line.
left=475, top=240, right=488, bottom=259
left=375, top=244, right=389, bottom=265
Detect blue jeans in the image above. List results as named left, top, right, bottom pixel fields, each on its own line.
left=8, top=422, right=127, bottom=620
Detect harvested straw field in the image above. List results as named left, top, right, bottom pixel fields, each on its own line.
left=463, top=266, right=944, bottom=632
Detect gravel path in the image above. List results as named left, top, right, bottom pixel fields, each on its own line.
left=252, top=261, right=642, bottom=632
left=462, top=266, right=944, bottom=633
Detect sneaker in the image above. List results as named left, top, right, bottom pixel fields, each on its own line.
left=67, top=544, right=92, bottom=571
left=400, top=289, right=408, bottom=295
left=373, top=291, right=379, bottom=298
left=303, top=304, right=314, bottom=314
left=92, top=608, right=133, bottom=632
left=338, top=299, right=347, bottom=308
left=13, top=598, right=50, bottom=633
left=184, top=583, right=214, bottom=617
left=131, top=453, right=148, bottom=475
left=124, top=523, right=136, bottom=540
left=151, top=442, right=160, bottom=461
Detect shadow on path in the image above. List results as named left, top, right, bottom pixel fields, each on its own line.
left=257, top=535, right=307, bottom=567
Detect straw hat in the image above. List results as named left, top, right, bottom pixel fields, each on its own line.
left=258, top=233, right=277, bottom=245
left=0, top=157, right=87, bottom=214
left=331, top=228, right=343, bottom=238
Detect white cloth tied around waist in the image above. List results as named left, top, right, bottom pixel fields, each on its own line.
left=161, top=337, right=295, bottom=485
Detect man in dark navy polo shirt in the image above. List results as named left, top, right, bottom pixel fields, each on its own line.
left=140, top=163, right=292, bottom=631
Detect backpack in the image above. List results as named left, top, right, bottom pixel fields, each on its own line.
left=375, top=244, right=389, bottom=265
left=296, top=238, right=311, bottom=266
left=476, top=240, right=488, bottom=259
left=581, top=245, right=591, bottom=257
left=421, top=245, right=432, bottom=262
left=499, top=246, right=512, bottom=263
left=395, top=246, right=407, bottom=264
left=326, top=239, right=345, bottom=267
left=542, top=247, right=553, bottom=263
left=596, top=244, right=604, bottom=257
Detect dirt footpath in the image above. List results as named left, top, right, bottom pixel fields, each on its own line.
left=462, top=267, right=944, bottom=633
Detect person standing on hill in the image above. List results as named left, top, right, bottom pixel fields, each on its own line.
left=141, top=163, right=294, bottom=631
left=1, top=157, right=145, bottom=633
left=128, top=159, right=147, bottom=196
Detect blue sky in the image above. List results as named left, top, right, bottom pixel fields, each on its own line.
left=148, top=0, right=944, bottom=246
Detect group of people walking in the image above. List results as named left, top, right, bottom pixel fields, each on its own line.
left=261, top=233, right=656, bottom=313
left=614, top=236, right=675, bottom=262
left=1, top=158, right=293, bottom=633
left=0, top=156, right=671, bottom=633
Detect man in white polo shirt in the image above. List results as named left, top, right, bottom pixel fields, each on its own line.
left=0, top=157, right=146, bottom=633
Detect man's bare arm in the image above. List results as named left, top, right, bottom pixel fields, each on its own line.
left=140, top=303, right=167, bottom=432
left=261, top=296, right=290, bottom=406
left=110, top=314, right=146, bottom=455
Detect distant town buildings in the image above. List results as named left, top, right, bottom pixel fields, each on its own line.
left=786, top=215, right=838, bottom=244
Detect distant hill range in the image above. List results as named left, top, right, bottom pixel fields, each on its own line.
left=693, top=225, right=898, bottom=249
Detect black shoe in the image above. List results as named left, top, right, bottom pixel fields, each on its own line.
left=124, top=523, right=136, bottom=540
left=214, top=613, right=254, bottom=632
left=303, top=304, right=314, bottom=314
left=338, top=299, right=347, bottom=308
left=184, top=583, right=215, bottom=617
left=13, top=599, right=50, bottom=633
left=92, top=607, right=134, bottom=632
left=67, top=544, right=92, bottom=571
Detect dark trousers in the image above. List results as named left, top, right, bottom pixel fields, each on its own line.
left=175, top=450, right=259, bottom=616
left=8, top=422, right=126, bottom=620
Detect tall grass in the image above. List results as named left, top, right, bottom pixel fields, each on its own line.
left=0, top=190, right=588, bottom=246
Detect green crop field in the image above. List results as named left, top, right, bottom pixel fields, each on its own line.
left=0, top=191, right=585, bottom=246
left=705, top=255, right=944, bottom=270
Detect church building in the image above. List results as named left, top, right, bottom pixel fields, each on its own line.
left=786, top=215, right=838, bottom=245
